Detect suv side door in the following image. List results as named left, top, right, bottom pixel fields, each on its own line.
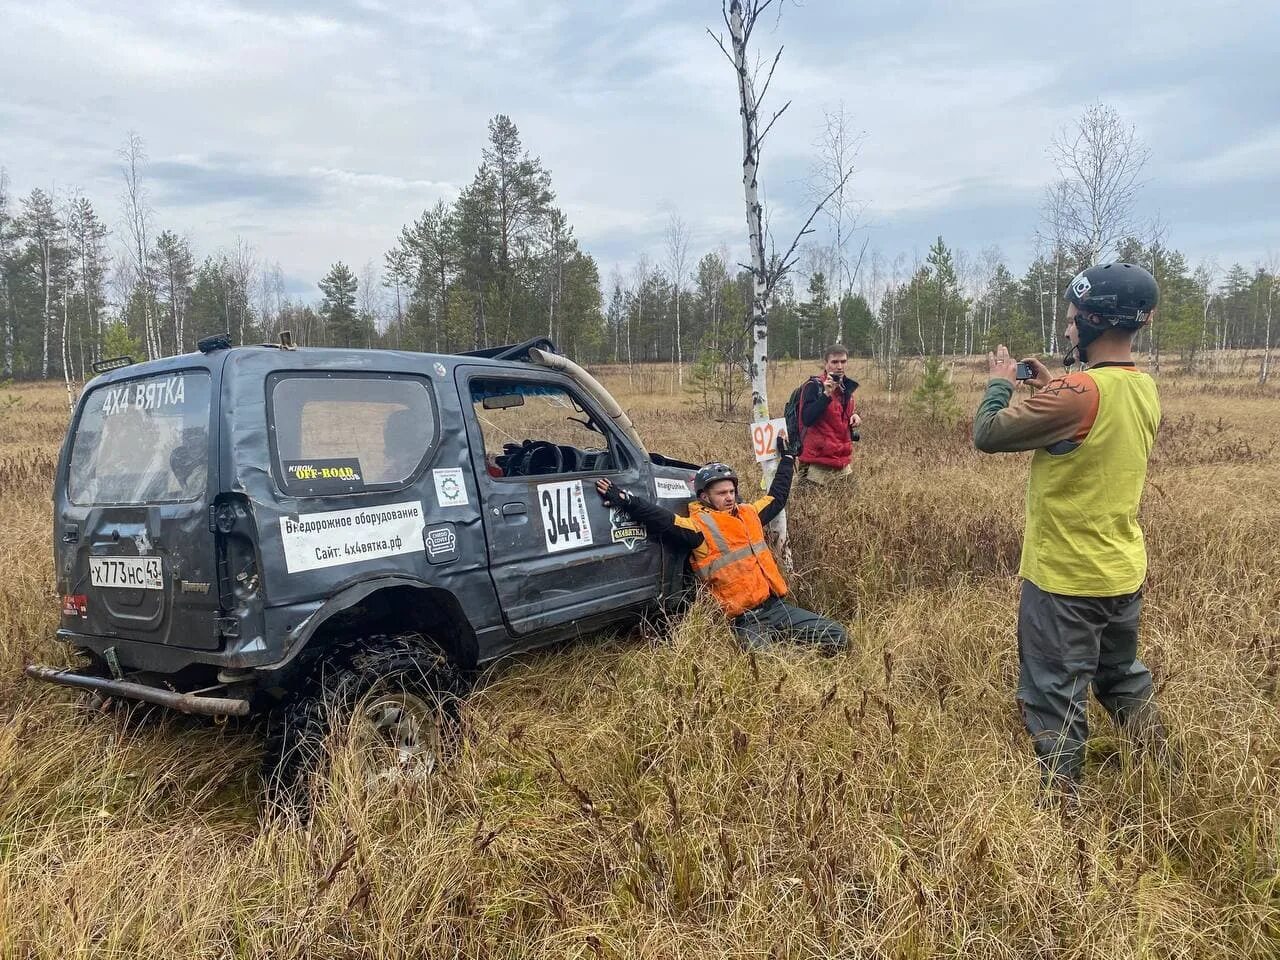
left=459, top=367, right=662, bottom=637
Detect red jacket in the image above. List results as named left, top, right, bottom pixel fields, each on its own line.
left=799, top=377, right=856, bottom=468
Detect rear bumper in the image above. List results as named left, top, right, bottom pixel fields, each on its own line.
left=54, top=596, right=313, bottom=674
left=24, top=664, right=251, bottom=717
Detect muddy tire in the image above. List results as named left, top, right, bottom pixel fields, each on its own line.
left=260, top=633, right=465, bottom=814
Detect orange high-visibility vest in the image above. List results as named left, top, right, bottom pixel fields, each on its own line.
left=682, top=501, right=789, bottom=618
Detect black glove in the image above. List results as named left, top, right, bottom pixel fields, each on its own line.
left=599, top=483, right=629, bottom=508
left=776, top=433, right=797, bottom=460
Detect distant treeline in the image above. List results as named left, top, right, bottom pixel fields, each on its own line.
left=0, top=118, right=1274, bottom=386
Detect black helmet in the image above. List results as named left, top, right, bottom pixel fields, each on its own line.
left=694, top=462, right=738, bottom=496
left=1062, top=262, right=1159, bottom=367
left=1064, top=262, right=1159, bottom=328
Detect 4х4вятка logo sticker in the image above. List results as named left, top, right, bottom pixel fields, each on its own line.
left=610, top=508, right=647, bottom=550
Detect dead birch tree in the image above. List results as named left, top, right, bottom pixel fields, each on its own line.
left=227, top=238, right=258, bottom=345
left=1043, top=102, right=1149, bottom=267
left=809, top=102, right=865, bottom=344
left=120, top=132, right=160, bottom=359
left=1261, top=254, right=1277, bottom=385
left=627, top=254, right=649, bottom=388
left=664, top=211, right=691, bottom=388
left=0, top=169, right=13, bottom=379
left=710, top=0, right=855, bottom=563
left=59, top=192, right=77, bottom=406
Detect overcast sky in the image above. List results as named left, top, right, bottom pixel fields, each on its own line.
left=2, top=0, right=1277, bottom=300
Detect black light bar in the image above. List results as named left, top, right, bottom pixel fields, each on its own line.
left=91, top=355, right=134, bottom=373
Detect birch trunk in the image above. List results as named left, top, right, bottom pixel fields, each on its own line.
left=1261, top=279, right=1274, bottom=385
left=2, top=297, right=11, bottom=378
left=61, top=261, right=74, bottom=407
left=675, top=291, right=682, bottom=387
left=1050, top=249, right=1062, bottom=356
left=40, top=244, right=51, bottom=378
left=728, top=1, right=789, bottom=566
left=1037, top=265, right=1048, bottom=354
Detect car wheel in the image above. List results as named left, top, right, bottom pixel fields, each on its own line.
left=261, top=633, right=464, bottom=814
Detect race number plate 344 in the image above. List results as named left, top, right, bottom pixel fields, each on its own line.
left=536, top=479, right=594, bottom=554
left=90, top=556, right=164, bottom=590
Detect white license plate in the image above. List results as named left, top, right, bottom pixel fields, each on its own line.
left=89, top=556, right=164, bottom=590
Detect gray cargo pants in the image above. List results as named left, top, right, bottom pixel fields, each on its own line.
left=731, top=596, right=847, bottom=651
left=1017, top=579, right=1161, bottom=784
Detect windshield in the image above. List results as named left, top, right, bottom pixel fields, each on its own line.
left=68, top=371, right=212, bottom=506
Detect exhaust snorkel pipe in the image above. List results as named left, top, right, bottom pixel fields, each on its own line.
left=528, top=348, right=648, bottom=455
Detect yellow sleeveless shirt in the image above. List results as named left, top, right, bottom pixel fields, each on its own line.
left=1019, top=366, right=1161, bottom=597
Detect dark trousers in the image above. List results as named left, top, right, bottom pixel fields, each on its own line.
left=731, top=596, right=847, bottom=651
left=1017, top=579, right=1161, bottom=784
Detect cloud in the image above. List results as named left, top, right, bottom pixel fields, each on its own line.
left=0, top=0, right=1275, bottom=296
left=1177, top=127, right=1280, bottom=186
left=125, top=158, right=321, bottom=209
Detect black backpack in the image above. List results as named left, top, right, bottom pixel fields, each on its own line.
left=783, top=377, right=823, bottom=450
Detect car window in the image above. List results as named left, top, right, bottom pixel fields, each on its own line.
left=270, top=375, right=436, bottom=496
left=469, top=378, right=618, bottom=478
left=68, top=371, right=211, bottom=506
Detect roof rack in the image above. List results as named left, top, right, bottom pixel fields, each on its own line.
left=458, top=337, right=558, bottom=363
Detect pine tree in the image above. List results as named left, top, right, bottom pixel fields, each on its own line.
left=152, top=230, right=194, bottom=354
left=18, top=188, right=64, bottom=379
left=907, top=355, right=961, bottom=425
left=102, top=320, right=142, bottom=361
left=318, top=261, right=363, bottom=347
left=67, top=197, right=110, bottom=364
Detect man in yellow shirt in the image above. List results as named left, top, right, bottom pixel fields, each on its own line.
left=974, top=262, right=1164, bottom=791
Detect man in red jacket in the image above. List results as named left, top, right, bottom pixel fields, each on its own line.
left=797, top=345, right=862, bottom=486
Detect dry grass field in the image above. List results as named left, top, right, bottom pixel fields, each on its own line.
left=1, top=357, right=1278, bottom=958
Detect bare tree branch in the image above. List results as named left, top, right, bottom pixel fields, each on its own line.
left=766, top=166, right=856, bottom=298
left=1041, top=102, right=1150, bottom=265
left=706, top=28, right=736, bottom=67
left=755, top=46, right=784, bottom=107
left=756, top=100, right=792, bottom=149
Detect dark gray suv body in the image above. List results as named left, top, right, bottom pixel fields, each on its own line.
left=31, top=339, right=697, bottom=759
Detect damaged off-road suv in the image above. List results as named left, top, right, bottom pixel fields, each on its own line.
left=28, top=335, right=698, bottom=803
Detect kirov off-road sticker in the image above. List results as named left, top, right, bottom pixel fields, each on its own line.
left=536, top=479, right=594, bottom=554
left=282, top=458, right=364, bottom=494
left=432, top=467, right=469, bottom=507
left=279, top=500, right=426, bottom=573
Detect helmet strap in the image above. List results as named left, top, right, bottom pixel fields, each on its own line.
left=1066, top=312, right=1111, bottom=369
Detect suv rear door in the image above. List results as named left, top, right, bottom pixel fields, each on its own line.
left=56, top=366, right=223, bottom=649
left=460, top=368, right=662, bottom=636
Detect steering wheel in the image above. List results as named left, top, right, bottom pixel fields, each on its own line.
left=522, top=440, right=564, bottom=476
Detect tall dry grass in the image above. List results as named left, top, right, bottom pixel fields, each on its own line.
left=0, top=362, right=1277, bottom=958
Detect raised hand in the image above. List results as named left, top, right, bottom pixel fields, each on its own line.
left=987, top=344, right=1018, bottom=384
